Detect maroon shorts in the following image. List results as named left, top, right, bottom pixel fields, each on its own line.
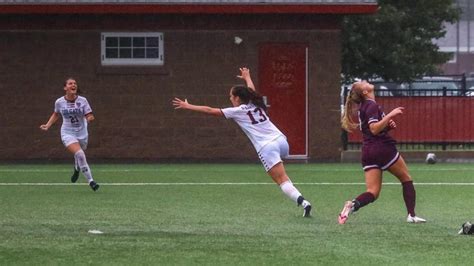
left=361, top=143, right=400, bottom=171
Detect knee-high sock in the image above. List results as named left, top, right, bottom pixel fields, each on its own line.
left=402, top=180, right=416, bottom=216
left=353, top=192, right=376, bottom=211
left=74, top=150, right=94, bottom=183
left=279, top=180, right=302, bottom=203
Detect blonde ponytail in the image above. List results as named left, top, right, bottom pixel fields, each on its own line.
left=341, top=87, right=363, bottom=132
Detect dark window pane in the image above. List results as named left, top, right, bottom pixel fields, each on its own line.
left=105, top=48, right=118, bottom=58
left=119, top=48, right=132, bottom=58
left=146, top=48, right=159, bottom=58
left=133, top=48, right=145, bottom=58
left=119, top=37, right=132, bottom=47
left=133, top=37, right=145, bottom=47
left=105, top=37, right=118, bottom=47
left=146, top=37, right=159, bottom=47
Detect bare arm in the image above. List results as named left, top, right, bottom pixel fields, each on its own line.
left=86, top=113, right=95, bottom=123
left=39, top=112, right=60, bottom=131
left=369, top=107, right=404, bottom=135
left=236, top=67, right=256, bottom=91
left=172, top=98, right=223, bottom=117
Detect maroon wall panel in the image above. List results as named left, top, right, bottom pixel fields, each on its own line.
left=348, top=97, right=474, bottom=143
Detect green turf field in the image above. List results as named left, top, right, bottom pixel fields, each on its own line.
left=0, top=163, right=473, bottom=265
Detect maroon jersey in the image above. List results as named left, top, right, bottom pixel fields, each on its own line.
left=358, top=99, right=396, bottom=145
left=359, top=99, right=399, bottom=171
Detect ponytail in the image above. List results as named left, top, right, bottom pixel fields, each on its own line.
left=231, top=85, right=267, bottom=111
left=341, top=86, right=363, bottom=132
left=248, top=90, right=267, bottom=111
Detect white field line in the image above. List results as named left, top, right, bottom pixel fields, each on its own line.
left=0, top=182, right=474, bottom=186
left=1, top=168, right=474, bottom=173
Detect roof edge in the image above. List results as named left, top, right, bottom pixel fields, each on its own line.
left=0, top=4, right=379, bottom=15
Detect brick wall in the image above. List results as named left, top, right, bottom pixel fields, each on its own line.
left=0, top=14, right=342, bottom=162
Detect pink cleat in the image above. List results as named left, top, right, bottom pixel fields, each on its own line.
left=338, top=201, right=354, bottom=224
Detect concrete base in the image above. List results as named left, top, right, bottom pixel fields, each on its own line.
left=341, top=150, right=474, bottom=163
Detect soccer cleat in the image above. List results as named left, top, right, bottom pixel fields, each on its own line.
left=458, top=221, right=474, bottom=235
left=302, top=200, right=312, bottom=218
left=338, top=201, right=354, bottom=224
left=407, top=215, right=427, bottom=223
left=71, top=167, right=80, bottom=183
left=89, top=181, right=100, bottom=192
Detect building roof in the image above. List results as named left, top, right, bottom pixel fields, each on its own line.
left=0, top=0, right=377, bottom=3
left=0, top=0, right=378, bottom=14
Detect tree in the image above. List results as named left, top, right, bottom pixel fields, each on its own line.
left=342, top=0, right=460, bottom=83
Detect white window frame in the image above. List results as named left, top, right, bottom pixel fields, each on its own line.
left=101, top=32, right=164, bottom=66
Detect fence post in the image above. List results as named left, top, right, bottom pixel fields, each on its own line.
left=462, top=73, right=467, bottom=95
left=442, top=86, right=447, bottom=150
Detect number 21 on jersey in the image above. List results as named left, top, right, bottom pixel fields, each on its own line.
left=69, top=115, right=79, bottom=124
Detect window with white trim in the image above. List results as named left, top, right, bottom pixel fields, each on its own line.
left=101, top=32, right=164, bottom=66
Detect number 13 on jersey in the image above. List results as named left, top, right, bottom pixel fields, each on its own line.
left=246, top=108, right=268, bottom=124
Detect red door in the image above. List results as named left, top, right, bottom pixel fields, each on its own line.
left=259, top=43, right=307, bottom=156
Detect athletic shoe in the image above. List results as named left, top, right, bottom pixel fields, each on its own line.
left=338, top=201, right=354, bottom=224
left=407, top=215, right=426, bottom=223
left=458, top=221, right=474, bottom=235
left=71, top=167, right=80, bottom=183
left=89, top=181, right=100, bottom=192
left=302, top=200, right=312, bottom=218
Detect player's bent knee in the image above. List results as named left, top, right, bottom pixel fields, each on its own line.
left=74, top=150, right=87, bottom=164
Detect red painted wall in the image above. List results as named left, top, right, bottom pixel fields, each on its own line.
left=348, top=97, right=474, bottom=143
left=259, top=43, right=307, bottom=155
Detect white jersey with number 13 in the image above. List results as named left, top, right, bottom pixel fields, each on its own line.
left=221, top=103, right=285, bottom=152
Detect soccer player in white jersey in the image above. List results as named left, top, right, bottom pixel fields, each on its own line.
left=173, top=67, right=312, bottom=217
left=40, top=78, right=99, bottom=191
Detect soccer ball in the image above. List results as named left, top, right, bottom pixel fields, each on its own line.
left=425, top=153, right=437, bottom=164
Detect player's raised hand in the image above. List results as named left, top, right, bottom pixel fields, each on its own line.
left=172, top=98, right=190, bottom=109
left=387, top=107, right=404, bottom=118
left=237, top=67, right=250, bottom=80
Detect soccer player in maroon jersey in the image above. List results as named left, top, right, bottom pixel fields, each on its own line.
left=338, top=80, right=426, bottom=224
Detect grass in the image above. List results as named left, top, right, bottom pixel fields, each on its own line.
left=0, top=163, right=473, bottom=265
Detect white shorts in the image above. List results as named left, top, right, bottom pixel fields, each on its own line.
left=257, top=135, right=289, bottom=172
left=61, top=134, right=88, bottom=150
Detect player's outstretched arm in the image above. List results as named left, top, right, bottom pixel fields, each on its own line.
left=172, top=98, right=223, bottom=116
left=39, top=112, right=60, bottom=131
left=236, top=67, right=256, bottom=91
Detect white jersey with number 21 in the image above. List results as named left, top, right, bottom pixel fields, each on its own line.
left=221, top=103, right=285, bottom=152
left=54, top=96, right=92, bottom=139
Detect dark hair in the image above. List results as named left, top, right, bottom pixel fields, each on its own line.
left=64, top=77, right=75, bottom=86
left=231, top=85, right=267, bottom=111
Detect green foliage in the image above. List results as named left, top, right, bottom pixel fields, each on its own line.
left=0, top=163, right=473, bottom=264
left=342, top=0, right=460, bottom=82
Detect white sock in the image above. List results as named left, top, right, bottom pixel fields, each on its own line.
left=279, top=180, right=302, bottom=203
left=74, top=150, right=94, bottom=183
